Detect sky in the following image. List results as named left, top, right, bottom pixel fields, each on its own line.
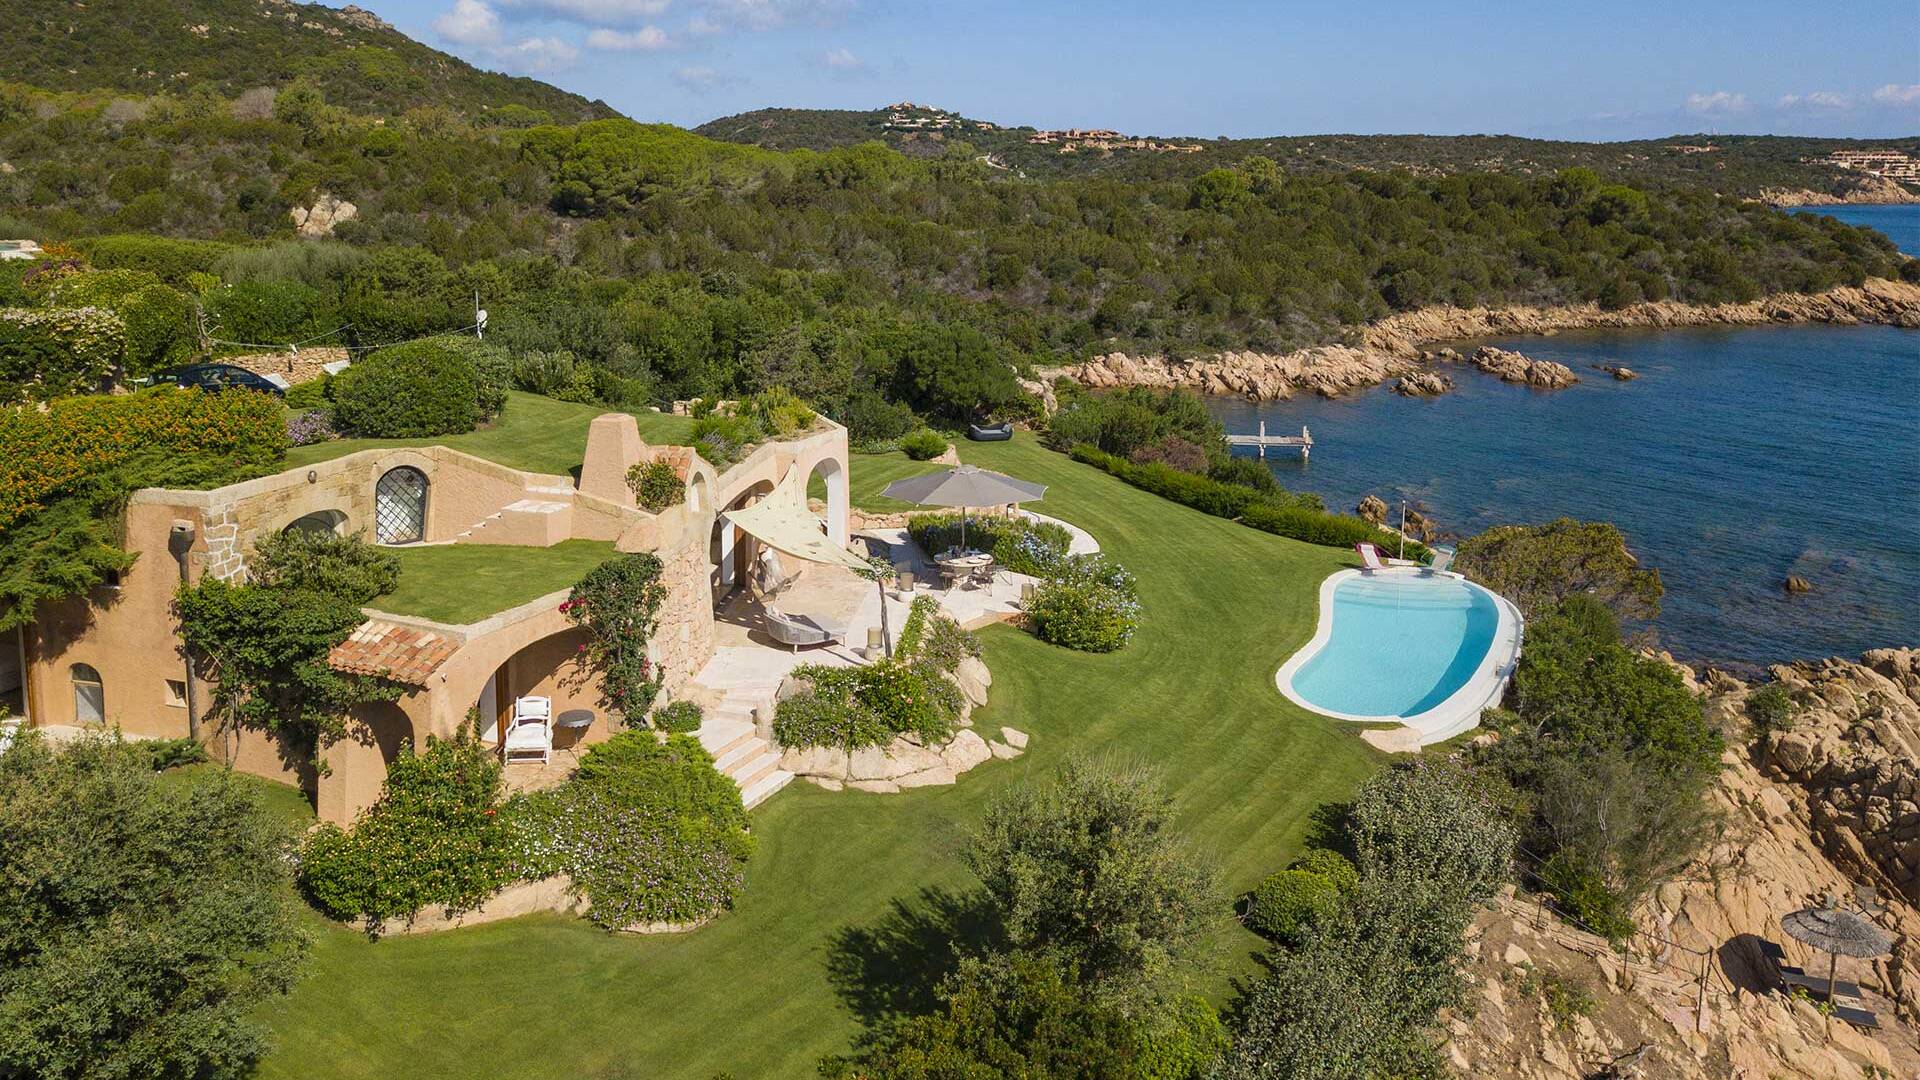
left=368, top=0, right=1920, bottom=140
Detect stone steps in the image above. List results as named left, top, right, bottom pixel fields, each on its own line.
left=691, top=685, right=791, bottom=810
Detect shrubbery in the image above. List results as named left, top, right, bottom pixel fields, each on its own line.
left=626, top=457, right=685, bottom=512
left=0, top=306, right=126, bottom=402
left=652, top=699, right=703, bottom=733
left=900, top=428, right=948, bottom=460
left=299, top=734, right=514, bottom=927
left=561, top=554, right=668, bottom=722
left=329, top=337, right=485, bottom=437
left=773, top=658, right=962, bottom=752
left=1246, top=869, right=1340, bottom=944
left=908, top=510, right=1074, bottom=576
left=1025, top=553, right=1140, bottom=653
left=1455, top=518, right=1663, bottom=621
left=505, top=732, right=752, bottom=928
left=1070, top=445, right=1423, bottom=560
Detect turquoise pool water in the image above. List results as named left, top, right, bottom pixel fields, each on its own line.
left=1289, top=575, right=1500, bottom=719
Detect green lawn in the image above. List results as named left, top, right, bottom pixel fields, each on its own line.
left=255, top=433, right=1380, bottom=1080
left=370, top=540, right=619, bottom=625
left=286, top=392, right=698, bottom=476
left=158, top=764, right=314, bottom=832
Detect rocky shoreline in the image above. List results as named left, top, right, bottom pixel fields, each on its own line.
left=1040, top=277, right=1920, bottom=402
left=1758, top=177, right=1920, bottom=207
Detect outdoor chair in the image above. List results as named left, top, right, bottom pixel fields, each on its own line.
left=765, top=606, right=844, bottom=652
left=504, top=695, right=553, bottom=764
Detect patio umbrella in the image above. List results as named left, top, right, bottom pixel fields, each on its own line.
left=880, top=465, right=1047, bottom=552
left=1781, top=897, right=1894, bottom=1036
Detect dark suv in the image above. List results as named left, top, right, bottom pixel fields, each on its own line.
left=149, top=363, right=287, bottom=396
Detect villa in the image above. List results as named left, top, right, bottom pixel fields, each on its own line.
left=3, top=409, right=852, bottom=824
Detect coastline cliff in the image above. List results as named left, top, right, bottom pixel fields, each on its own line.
left=1040, top=278, right=1920, bottom=402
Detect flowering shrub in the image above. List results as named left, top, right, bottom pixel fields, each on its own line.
left=896, top=594, right=980, bottom=673
left=0, top=306, right=127, bottom=403
left=562, top=554, right=668, bottom=723
left=503, top=733, right=752, bottom=929
left=298, top=734, right=514, bottom=928
left=1025, top=553, right=1141, bottom=653
left=652, top=699, right=703, bottom=733
left=285, top=409, right=335, bottom=446
left=625, top=457, right=685, bottom=512
left=773, top=659, right=961, bottom=752
left=0, top=387, right=288, bottom=533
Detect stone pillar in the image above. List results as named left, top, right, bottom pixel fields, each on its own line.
left=579, top=413, right=644, bottom=508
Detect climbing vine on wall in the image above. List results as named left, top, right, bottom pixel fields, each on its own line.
left=561, top=553, right=669, bottom=724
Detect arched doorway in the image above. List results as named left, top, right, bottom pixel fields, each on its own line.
left=713, top=479, right=775, bottom=592
left=808, top=457, right=849, bottom=546
left=284, top=509, right=348, bottom=536
left=374, top=466, right=428, bottom=544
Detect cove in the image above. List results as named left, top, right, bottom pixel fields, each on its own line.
left=1212, top=321, right=1919, bottom=666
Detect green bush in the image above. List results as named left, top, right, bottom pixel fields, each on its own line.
left=1291, top=847, right=1359, bottom=893
left=1246, top=869, right=1341, bottom=944
left=432, top=336, right=510, bottom=422
left=203, top=279, right=338, bottom=348
left=283, top=377, right=330, bottom=411
left=39, top=269, right=196, bottom=376
left=329, top=337, right=481, bottom=437
left=1455, top=519, right=1663, bottom=621
left=74, top=235, right=231, bottom=284
left=1745, top=683, right=1795, bottom=733
left=298, top=735, right=514, bottom=927
left=1537, top=850, right=1637, bottom=943
left=1138, top=995, right=1230, bottom=1080
left=509, top=733, right=753, bottom=928
left=626, top=457, right=685, bottom=512
left=689, top=411, right=763, bottom=467
left=907, top=511, right=1072, bottom=576
left=1069, top=445, right=1423, bottom=560
left=1026, top=553, right=1140, bottom=653
left=652, top=699, right=703, bottom=734
left=773, top=659, right=961, bottom=751
left=134, top=736, right=211, bottom=771
left=900, top=428, right=948, bottom=460
left=0, top=306, right=126, bottom=402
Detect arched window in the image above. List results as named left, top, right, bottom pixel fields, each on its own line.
left=284, top=509, right=348, bottom=537
left=71, top=663, right=104, bottom=725
left=374, top=467, right=429, bottom=544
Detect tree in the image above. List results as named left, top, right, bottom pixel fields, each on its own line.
left=0, top=733, right=307, bottom=1080
left=176, top=534, right=404, bottom=757
left=1454, top=518, right=1663, bottom=621
left=890, top=323, right=1022, bottom=424
left=964, top=757, right=1218, bottom=1010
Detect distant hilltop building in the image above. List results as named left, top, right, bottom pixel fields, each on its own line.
left=1818, top=149, right=1920, bottom=181
left=881, top=102, right=975, bottom=132
left=1028, top=128, right=1203, bottom=154
left=1667, top=143, right=1719, bottom=154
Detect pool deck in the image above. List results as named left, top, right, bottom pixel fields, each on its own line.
left=1274, top=566, right=1524, bottom=750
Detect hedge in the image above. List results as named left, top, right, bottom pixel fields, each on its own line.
left=329, top=337, right=481, bottom=437
left=0, top=387, right=287, bottom=531
left=39, top=270, right=197, bottom=376
left=203, top=279, right=339, bottom=349
left=73, top=235, right=231, bottom=285
left=1070, top=445, right=1428, bottom=560
left=0, top=306, right=126, bottom=403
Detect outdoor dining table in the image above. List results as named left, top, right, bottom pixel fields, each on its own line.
left=935, top=549, right=993, bottom=588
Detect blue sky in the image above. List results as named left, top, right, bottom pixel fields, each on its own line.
left=370, top=0, right=1920, bottom=139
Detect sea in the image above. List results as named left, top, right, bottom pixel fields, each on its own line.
left=1212, top=203, right=1920, bottom=668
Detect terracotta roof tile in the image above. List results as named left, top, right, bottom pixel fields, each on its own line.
left=328, top=620, right=459, bottom=686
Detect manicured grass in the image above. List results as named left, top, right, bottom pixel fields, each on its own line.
left=371, top=540, right=618, bottom=625
left=286, top=392, right=698, bottom=476
left=157, top=764, right=315, bottom=831
left=254, top=432, right=1380, bottom=1079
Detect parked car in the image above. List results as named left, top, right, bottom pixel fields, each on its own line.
left=148, top=363, right=287, bottom=396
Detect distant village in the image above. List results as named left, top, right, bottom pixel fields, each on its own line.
left=1815, top=149, right=1920, bottom=182
left=881, top=102, right=995, bottom=132
left=879, top=102, right=1203, bottom=154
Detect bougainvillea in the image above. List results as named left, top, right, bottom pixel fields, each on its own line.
left=561, top=553, right=669, bottom=723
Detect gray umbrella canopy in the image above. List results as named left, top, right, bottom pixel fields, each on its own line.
left=881, top=464, right=1047, bottom=508
left=1782, top=905, right=1895, bottom=959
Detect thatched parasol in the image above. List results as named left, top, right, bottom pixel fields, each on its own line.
left=1782, top=899, right=1894, bottom=1036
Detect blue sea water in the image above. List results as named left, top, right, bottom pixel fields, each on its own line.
left=1289, top=576, right=1499, bottom=718
left=1212, top=207, right=1920, bottom=665
left=1789, top=203, right=1920, bottom=256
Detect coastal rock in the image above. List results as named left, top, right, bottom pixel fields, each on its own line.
left=1395, top=370, right=1455, bottom=396
left=290, top=193, right=357, bottom=238
left=1045, top=281, right=1920, bottom=401
left=1470, top=346, right=1579, bottom=389
left=1784, top=575, right=1813, bottom=594
left=1759, top=177, right=1920, bottom=207
left=1596, top=363, right=1638, bottom=380
left=1403, top=506, right=1436, bottom=542
left=1357, top=495, right=1389, bottom=525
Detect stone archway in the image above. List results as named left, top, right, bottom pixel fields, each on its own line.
left=807, top=456, right=849, bottom=547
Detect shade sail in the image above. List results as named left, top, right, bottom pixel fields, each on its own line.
left=723, top=468, right=872, bottom=574
left=880, top=465, right=1046, bottom=508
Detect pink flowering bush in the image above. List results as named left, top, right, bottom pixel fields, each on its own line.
left=562, top=554, right=668, bottom=725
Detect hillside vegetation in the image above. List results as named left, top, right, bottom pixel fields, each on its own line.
left=7, top=0, right=612, bottom=122
left=697, top=106, right=1920, bottom=198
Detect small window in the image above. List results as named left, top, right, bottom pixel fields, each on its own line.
left=165, top=679, right=188, bottom=708
left=71, top=663, right=104, bottom=726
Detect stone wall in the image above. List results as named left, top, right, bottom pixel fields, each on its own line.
left=652, top=529, right=717, bottom=696
left=225, top=347, right=347, bottom=385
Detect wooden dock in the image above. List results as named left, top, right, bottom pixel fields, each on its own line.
left=1225, top=422, right=1313, bottom=459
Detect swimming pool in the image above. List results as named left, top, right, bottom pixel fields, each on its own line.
left=1276, top=569, right=1523, bottom=745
